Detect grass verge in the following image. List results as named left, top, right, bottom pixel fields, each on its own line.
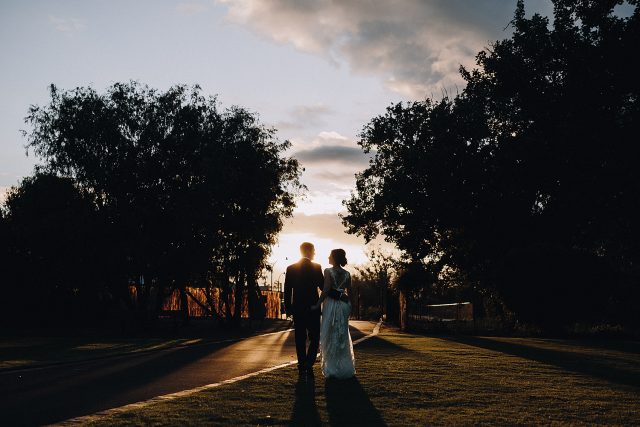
left=74, top=326, right=640, bottom=426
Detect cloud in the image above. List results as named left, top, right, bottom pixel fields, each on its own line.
left=289, top=131, right=369, bottom=202
left=218, top=0, right=528, bottom=98
left=291, top=104, right=332, bottom=121
left=286, top=131, right=373, bottom=216
left=276, top=104, right=333, bottom=130
left=314, top=131, right=350, bottom=145
left=290, top=131, right=367, bottom=167
left=176, top=2, right=208, bottom=15
left=49, top=15, right=86, bottom=33
left=311, top=170, right=357, bottom=185
left=289, top=130, right=355, bottom=151
left=294, top=190, right=349, bottom=215
left=295, top=145, right=367, bottom=166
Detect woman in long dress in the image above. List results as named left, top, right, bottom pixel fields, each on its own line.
left=312, top=248, right=356, bottom=379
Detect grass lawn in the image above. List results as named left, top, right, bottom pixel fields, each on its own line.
left=73, top=326, right=640, bottom=426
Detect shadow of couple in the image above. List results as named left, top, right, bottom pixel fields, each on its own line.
left=290, top=374, right=386, bottom=426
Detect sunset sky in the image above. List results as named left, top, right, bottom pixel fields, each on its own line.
left=0, top=0, right=561, bottom=280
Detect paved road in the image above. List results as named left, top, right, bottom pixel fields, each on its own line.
left=0, top=320, right=377, bottom=426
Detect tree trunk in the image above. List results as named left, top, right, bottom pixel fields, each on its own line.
left=222, top=278, right=233, bottom=325
left=232, top=272, right=245, bottom=327
left=247, top=275, right=265, bottom=329
left=204, top=283, right=224, bottom=326
left=399, top=289, right=408, bottom=331
left=382, top=283, right=388, bottom=321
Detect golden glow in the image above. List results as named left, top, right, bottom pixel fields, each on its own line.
left=269, top=232, right=368, bottom=277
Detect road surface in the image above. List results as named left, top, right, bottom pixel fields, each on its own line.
left=0, top=320, right=377, bottom=426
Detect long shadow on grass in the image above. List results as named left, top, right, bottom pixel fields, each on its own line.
left=563, top=339, right=640, bottom=355
left=443, top=336, right=640, bottom=389
left=324, top=376, right=387, bottom=426
left=290, top=375, right=322, bottom=426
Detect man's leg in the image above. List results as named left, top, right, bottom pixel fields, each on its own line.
left=305, top=310, right=321, bottom=370
left=293, top=314, right=308, bottom=372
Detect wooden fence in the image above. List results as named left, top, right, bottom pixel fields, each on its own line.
left=405, top=300, right=474, bottom=332
left=163, top=287, right=283, bottom=318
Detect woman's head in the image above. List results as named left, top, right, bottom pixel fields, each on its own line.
left=329, top=249, right=348, bottom=267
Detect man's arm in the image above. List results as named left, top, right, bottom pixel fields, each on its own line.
left=315, top=264, right=324, bottom=293
left=317, top=268, right=332, bottom=306
left=283, top=266, right=293, bottom=315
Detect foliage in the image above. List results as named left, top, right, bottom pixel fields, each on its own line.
left=351, top=247, right=398, bottom=321
left=2, top=174, right=107, bottom=322
left=343, top=0, right=640, bottom=328
left=3, top=82, right=302, bottom=326
left=355, top=247, right=397, bottom=289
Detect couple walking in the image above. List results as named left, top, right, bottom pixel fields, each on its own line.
left=283, top=242, right=355, bottom=379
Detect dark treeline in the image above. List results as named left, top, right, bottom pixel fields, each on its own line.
left=343, top=0, right=640, bottom=333
left=0, top=83, right=302, bottom=329
left=2, top=0, right=638, bottom=335
left=350, top=248, right=398, bottom=322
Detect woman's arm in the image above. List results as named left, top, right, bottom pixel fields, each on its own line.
left=312, top=269, right=333, bottom=310
left=318, top=269, right=333, bottom=304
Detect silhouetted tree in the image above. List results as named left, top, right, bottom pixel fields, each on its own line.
left=1, top=173, right=108, bottom=325
left=16, top=82, right=302, bottom=326
left=355, top=247, right=398, bottom=322
left=343, top=0, right=640, bottom=329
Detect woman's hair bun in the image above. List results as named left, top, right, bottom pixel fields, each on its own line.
left=331, top=249, right=347, bottom=267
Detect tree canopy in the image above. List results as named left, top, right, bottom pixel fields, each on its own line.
left=343, top=0, right=640, bottom=328
left=3, top=82, right=302, bottom=326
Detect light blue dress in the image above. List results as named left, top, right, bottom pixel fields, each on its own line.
left=319, top=267, right=356, bottom=379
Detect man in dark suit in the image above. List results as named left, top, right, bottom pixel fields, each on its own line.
left=284, top=242, right=324, bottom=376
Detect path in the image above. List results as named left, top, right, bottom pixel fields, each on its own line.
left=0, top=320, right=376, bottom=426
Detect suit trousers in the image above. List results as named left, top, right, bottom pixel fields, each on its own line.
left=293, top=308, right=321, bottom=370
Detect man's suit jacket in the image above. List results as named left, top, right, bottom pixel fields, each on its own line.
left=284, top=258, right=323, bottom=315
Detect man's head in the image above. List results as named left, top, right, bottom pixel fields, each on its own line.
left=299, top=242, right=315, bottom=260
